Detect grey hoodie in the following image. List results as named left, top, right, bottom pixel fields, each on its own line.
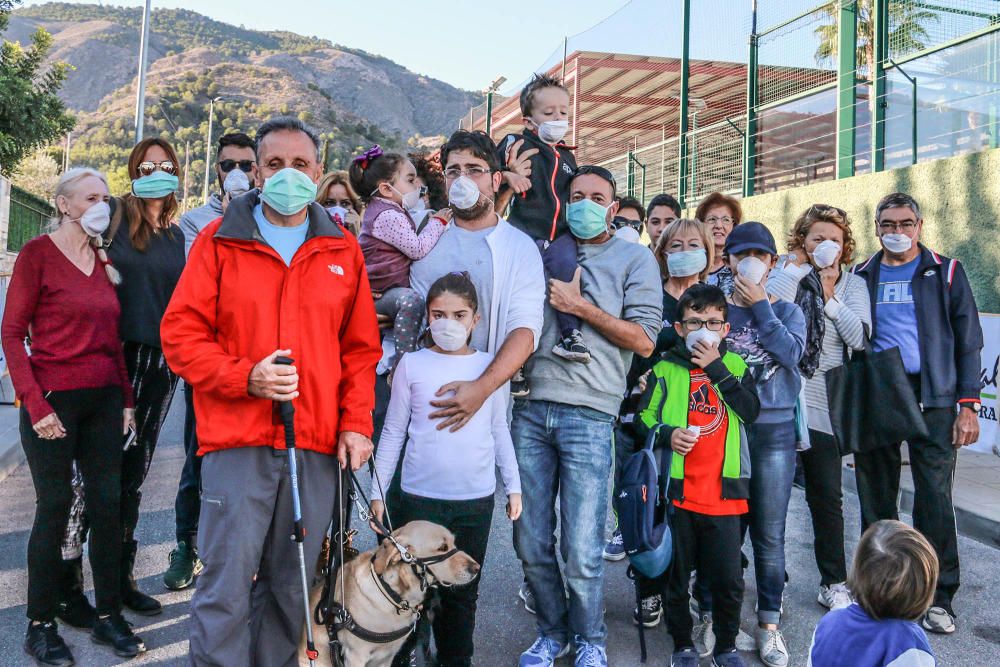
left=179, top=193, right=224, bottom=256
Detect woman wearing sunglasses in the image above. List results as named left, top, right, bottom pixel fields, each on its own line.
left=59, top=138, right=186, bottom=621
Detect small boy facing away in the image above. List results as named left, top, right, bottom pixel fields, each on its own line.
left=808, top=520, right=937, bottom=667
left=635, top=284, right=760, bottom=667
left=495, top=74, right=589, bottom=365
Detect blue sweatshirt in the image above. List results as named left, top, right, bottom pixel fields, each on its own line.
left=725, top=298, right=806, bottom=423
left=808, top=604, right=935, bottom=667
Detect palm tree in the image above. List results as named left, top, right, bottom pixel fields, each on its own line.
left=814, top=0, right=938, bottom=78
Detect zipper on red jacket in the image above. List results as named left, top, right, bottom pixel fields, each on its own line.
left=549, top=146, right=560, bottom=242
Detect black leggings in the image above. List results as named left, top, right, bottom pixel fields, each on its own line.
left=21, top=386, right=123, bottom=620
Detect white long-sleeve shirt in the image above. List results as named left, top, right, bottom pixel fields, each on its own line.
left=373, top=348, right=521, bottom=502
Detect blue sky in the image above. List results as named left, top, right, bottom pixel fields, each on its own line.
left=19, top=0, right=637, bottom=91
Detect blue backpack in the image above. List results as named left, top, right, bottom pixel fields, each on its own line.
left=614, top=423, right=674, bottom=579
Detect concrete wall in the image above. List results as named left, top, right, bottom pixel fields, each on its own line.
left=730, top=148, right=1000, bottom=313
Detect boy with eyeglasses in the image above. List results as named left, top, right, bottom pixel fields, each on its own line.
left=635, top=283, right=760, bottom=667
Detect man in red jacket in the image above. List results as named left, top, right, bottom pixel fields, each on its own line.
left=161, top=116, right=380, bottom=666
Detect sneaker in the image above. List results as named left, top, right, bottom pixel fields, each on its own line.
left=712, top=649, right=747, bottom=667
left=511, top=368, right=530, bottom=398
left=602, top=530, right=626, bottom=561
left=754, top=627, right=789, bottom=667
left=817, top=582, right=852, bottom=611
left=163, top=540, right=203, bottom=590
left=694, top=613, right=716, bottom=657
left=632, top=594, right=662, bottom=627
left=574, top=641, right=607, bottom=667
left=921, top=606, right=956, bottom=634
left=519, top=580, right=536, bottom=615
left=552, top=330, right=591, bottom=363
left=24, top=622, right=74, bottom=666
left=91, top=613, right=146, bottom=658
left=519, top=635, right=570, bottom=667
left=670, top=648, right=700, bottom=667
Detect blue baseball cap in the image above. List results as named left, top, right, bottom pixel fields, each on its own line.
left=723, top=220, right=777, bottom=256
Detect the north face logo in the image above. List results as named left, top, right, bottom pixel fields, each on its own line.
left=328, top=264, right=344, bottom=275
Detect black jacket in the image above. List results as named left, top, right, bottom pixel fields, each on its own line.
left=497, top=129, right=577, bottom=242
left=853, top=244, right=983, bottom=408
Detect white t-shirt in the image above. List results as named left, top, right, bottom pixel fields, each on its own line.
left=374, top=348, right=521, bottom=501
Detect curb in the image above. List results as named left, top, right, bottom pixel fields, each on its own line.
left=841, top=461, right=1000, bottom=550
left=0, top=405, right=23, bottom=484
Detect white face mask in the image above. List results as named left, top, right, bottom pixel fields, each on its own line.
left=685, top=328, right=721, bottom=353
left=397, top=186, right=423, bottom=212
left=73, top=201, right=111, bottom=238
left=666, top=248, right=708, bottom=277
left=810, top=239, right=841, bottom=269
left=536, top=119, right=569, bottom=144
left=881, top=233, right=913, bottom=254
left=614, top=226, right=641, bottom=244
left=325, top=205, right=349, bottom=224
left=737, top=256, right=768, bottom=284
left=429, top=318, right=470, bottom=352
left=223, top=168, right=250, bottom=196
left=448, top=175, right=482, bottom=210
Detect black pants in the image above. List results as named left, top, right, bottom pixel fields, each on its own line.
left=664, top=508, right=743, bottom=655
left=854, top=381, right=960, bottom=611
left=537, top=235, right=582, bottom=337
left=173, top=383, right=201, bottom=543
left=394, top=491, right=494, bottom=666
left=22, top=387, right=123, bottom=620
left=800, top=429, right=847, bottom=586
left=121, top=341, right=178, bottom=543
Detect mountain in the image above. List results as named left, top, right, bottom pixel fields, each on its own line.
left=5, top=3, right=480, bottom=197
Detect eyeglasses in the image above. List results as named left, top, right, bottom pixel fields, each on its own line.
left=705, top=215, right=734, bottom=226
left=680, top=318, right=726, bottom=331
left=218, top=159, right=255, bottom=173
left=574, top=165, right=618, bottom=195
left=443, top=166, right=493, bottom=179
left=612, top=219, right=642, bottom=232
left=878, top=221, right=918, bottom=233
left=138, top=160, right=176, bottom=176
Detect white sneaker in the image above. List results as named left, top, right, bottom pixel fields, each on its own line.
left=818, top=582, right=853, bottom=611
left=921, top=606, right=956, bottom=634
left=693, top=613, right=715, bottom=657
left=755, top=627, right=789, bottom=667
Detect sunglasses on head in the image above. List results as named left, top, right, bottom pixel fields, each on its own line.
left=218, top=159, right=255, bottom=173
left=574, top=165, right=618, bottom=196
left=138, top=161, right=176, bottom=176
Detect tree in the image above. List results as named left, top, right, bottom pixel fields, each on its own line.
left=13, top=148, right=60, bottom=198
left=814, top=0, right=938, bottom=77
left=0, top=0, right=75, bottom=175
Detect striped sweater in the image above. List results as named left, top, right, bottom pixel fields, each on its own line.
left=767, top=261, right=872, bottom=434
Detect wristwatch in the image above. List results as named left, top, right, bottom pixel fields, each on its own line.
left=958, top=400, right=981, bottom=412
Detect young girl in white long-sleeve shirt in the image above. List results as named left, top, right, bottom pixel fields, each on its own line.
left=371, top=271, right=521, bottom=666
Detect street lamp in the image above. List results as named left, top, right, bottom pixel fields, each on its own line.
left=134, top=0, right=152, bottom=143
left=202, top=95, right=224, bottom=203
left=484, top=75, right=507, bottom=138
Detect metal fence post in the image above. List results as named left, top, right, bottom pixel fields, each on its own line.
left=677, top=0, right=691, bottom=208
left=836, top=0, right=858, bottom=179
left=627, top=149, right=636, bottom=198
left=743, top=0, right=759, bottom=197
left=872, top=0, right=888, bottom=172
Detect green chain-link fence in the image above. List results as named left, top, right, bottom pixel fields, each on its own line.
left=7, top=186, right=54, bottom=253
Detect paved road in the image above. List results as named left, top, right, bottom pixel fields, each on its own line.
left=1, top=394, right=999, bottom=666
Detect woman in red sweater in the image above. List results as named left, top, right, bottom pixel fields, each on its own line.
left=1, top=168, right=145, bottom=664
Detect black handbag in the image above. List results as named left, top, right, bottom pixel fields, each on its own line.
left=825, top=342, right=930, bottom=455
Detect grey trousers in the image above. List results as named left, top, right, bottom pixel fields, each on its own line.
left=189, top=446, right=339, bottom=667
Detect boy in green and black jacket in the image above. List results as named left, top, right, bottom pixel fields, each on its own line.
left=635, top=284, right=759, bottom=667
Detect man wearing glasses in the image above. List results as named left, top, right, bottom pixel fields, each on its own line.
left=179, top=132, right=258, bottom=256
left=852, top=192, right=983, bottom=635
left=409, top=130, right=545, bottom=430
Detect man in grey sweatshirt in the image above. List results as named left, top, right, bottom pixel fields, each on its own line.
left=514, top=165, right=662, bottom=667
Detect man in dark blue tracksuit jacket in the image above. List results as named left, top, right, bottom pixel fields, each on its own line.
left=852, top=192, right=983, bottom=635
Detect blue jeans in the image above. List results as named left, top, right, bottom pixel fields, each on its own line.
left=746, top=420, right=797, bottom=625
left=512, top=399, right=615, bottom=647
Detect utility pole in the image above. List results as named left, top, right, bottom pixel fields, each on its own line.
left=182, top=141, right=190, bottom=213
left=484, top=76, right=506, bottom=139
left=134, top=0, right=152, bottom=143
left=203, top=96, right=223, bottom=202
left=63, top=132, right=72, bottom=171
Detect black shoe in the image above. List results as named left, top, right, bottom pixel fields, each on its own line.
left=91, top=613, right=145, bottom=658
left=633, top=594, right=663, bottom=628
left=24, top=621, right=74, bottom=666
left=122, top=540, right=162, bottom=616
left=552, top=330, right=591, bottom=363
left=56, top=557, right=97, bottom=630
left=510, top=368, right=530, bottom=398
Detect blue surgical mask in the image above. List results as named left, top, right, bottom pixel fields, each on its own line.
left=566, top=198, right=611, bottom=240
left=261, top=167, right=318, bottom=216
left=131, top=171, right=178, bottom=199
left=666, top=248, right=708, bottom=277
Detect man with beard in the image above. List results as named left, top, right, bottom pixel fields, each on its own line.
left=409, top=130, right=546, bottom=430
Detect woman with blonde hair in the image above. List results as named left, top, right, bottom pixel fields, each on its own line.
left=317, top=170, right=362, bottom=234
left=767, top=203, right=871, bottom=612
left=2, top=168, right=146, bottom=662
